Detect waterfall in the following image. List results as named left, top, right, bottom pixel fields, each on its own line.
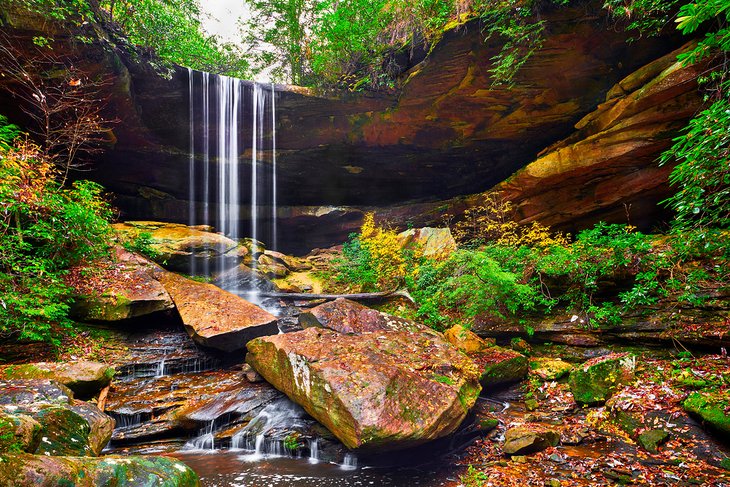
left=187, top=72, right=278, bottom=288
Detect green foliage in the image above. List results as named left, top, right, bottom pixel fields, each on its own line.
left=100, top=0, right=249, bottom=76
left=0, top=116, right=20, bottom=150
left=407, top=249, right=546, bottom=330
left=661, top=87, right=729, bottom=229
left=0, top=122, right=113, bottom=345
left=2, top=0, right=248, bottom=76
left=460, top=465, right=488, bottom=487
left=122, top=231, right=159, bottom=259
left=335, top=234, right=379, bottom=291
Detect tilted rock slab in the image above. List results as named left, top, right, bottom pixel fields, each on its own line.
left=157, top=271, right=278, bottom=352
left=298, top=298, right=426, bottom=334
left=246, top=327, right=481, bottom=451
left=72, top=247, right=174, bottom=322
left=113, top=221, right=240, bottom=274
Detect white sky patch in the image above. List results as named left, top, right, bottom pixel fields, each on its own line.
left=199, top=1, right=250, bottom=45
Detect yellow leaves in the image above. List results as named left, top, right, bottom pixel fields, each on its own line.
left=0, top=138, right=56, bottom=207
left=453, top=191, right=569, bottom=248
left=359, top=212, right=408, bottom=289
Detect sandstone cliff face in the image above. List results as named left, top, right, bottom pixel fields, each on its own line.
left=0, top=3, right=695, bottom=253
left=385, top=41, right=704, bottom=236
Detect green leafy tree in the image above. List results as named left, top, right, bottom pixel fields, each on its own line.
left=101, top=0, right=250, bottom=75
left=242, top=0, right=315, bottom=84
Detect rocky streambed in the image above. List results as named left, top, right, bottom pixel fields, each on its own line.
left=1, top=223, right=729, bottom=486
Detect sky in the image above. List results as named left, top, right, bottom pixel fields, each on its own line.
left=199, top=1, right=250, bottom=45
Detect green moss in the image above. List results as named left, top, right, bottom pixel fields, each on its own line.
left=683, top=392, right=730, bottom=434
left=569, top=354, right=636, bottom=405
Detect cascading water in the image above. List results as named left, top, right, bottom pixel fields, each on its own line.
left=187, top=70, right=278, bottom=301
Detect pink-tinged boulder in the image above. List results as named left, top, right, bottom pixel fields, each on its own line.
left=246, top=327, right=481, bottom=451
left=298, top=298, right=426, bottom=334
left=157, top=271, right=278, bottom=352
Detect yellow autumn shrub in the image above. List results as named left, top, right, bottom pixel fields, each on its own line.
left=359, top=213, right=408, bottom=289
left=452, top=192, right=568, bottom=247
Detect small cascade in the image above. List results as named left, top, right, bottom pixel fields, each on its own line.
left=185, top=420, right=216, bottom=451
left=231, top=398, right=309, bottom=459
left=108, top=412, right=149, bottom=429
left=188, top=72, right=279, bottom=291
left=341, top=453, right=358, bottom=470
left=154, top=358, right=166, bottom=378
left=308, top=438, right=320, bottom=463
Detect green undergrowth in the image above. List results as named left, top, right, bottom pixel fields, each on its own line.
left=331, top=220, right=729, bottom=333
left=0, top=115, right=114, bottom=346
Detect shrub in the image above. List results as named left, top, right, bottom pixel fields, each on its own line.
left=334, top=213, right=410, bottom=292
left=0, top=130, right=112, bottom=345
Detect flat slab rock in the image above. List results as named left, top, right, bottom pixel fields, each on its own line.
left=157, top=271, right=278, bottom=352
left=1, top=362, right=114, bottom=399
left=72, top=247, right=174, bottom=322
left=246, top=326, right=481, bottom=451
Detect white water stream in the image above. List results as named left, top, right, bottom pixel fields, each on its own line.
left=187, top=70, right=278, bottom=298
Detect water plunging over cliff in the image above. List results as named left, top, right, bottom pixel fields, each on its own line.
left=187, top=69, right=278, bottom=283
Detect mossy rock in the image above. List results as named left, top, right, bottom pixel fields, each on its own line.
left=1, top=362, right=115, bottom=399
left=637, top=429, right=669, bottom=453
left=529, top=358, right=573, bottom=381
left=684, top=391, right=730, bottom=436
left=569, top=353, right=636, bottom=406
left=0, top=413, right=41, bottom=453
left=32, top=406, right=95, bottom=457
left=472, top=346, right=529, bottom=388
left=0, top=453, right=200, bottom=486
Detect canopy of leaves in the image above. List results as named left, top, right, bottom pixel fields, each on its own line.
left=243, top=0, right=570, bottom=89
left=1, top=0, right=248, bottom=76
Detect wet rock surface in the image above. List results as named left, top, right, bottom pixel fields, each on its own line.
left=157, top=271, right=279, bottom=352
left=246, top=326, right=481, bottom=451
left=113, top=221, right=240, bottom=274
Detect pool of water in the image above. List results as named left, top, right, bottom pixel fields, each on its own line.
left=174, top=451, right=458, bottom=487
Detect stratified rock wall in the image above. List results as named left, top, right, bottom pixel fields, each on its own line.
left=0, top=2, right=695, bottom=253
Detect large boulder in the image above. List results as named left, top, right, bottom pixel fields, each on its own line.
left=113, top=221, right=240, bottom=273
left=246, top=326, right=481, bottom=451
left=298, top=298, right=425, bottom=334
left=0, top=380, right=114, bottom=456
left=1, top=362, right=115, bottom=399
left=0, top=453, right=199, bottom=487
left=397, top=227, right=457, bottom=259
left=71, top=247, right=174, bottom=322
left=569, top=353, right=636, bottom=405
left=157, top=271, right=278, bottom=352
